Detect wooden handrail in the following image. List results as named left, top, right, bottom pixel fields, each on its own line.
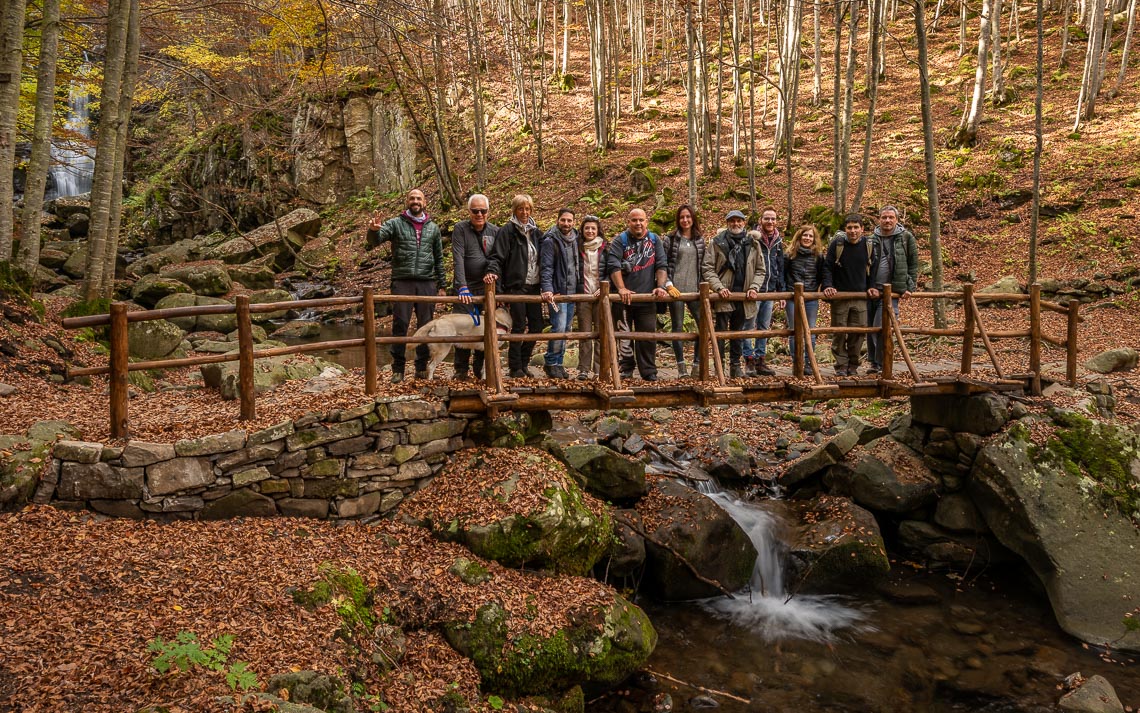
left=62, top=280, right=1079, bottom=436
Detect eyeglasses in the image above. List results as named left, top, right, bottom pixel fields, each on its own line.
left=470, top=208, right=488, bottom=214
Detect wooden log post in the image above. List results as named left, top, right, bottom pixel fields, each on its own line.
left=794, top=285, right=824, bottom=384
left=961, top=282, right=975, bottom=374
left=881, top=284, right=894, bottom=381
left=109, top=302, right=129, bottom=439
left=484, top=281, right=503, bottom=394
left=235, top=295, right=255, bottom=421
left=697, top=282, right=712, bottom=382
left=1029, top=283, right=1042, bottom=395
left=700, top=282, right=727, bottom=386
left=363, top=287, right=378, bottom=395
left=792, top=283, right=805, bottom=379
left=1066, top=300, right=1080, bottom=386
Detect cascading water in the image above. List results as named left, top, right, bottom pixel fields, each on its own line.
left=46, top=84, right=95, bottom=200
left=692, top=480, right=869, bottom=643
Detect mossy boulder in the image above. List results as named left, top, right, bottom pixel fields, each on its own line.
left=442, top=595, right=656, bottom=697
left=227, top=261, right=277, bottom=290
left=154, top=294, right=235, bottom=333
left=297, top=237, right=336, bottom=274
left=205, top=208, right=320, bottom=268
left=263, top=671, right=353, bottom=713
left=159, top=262, right=233, bottom=297
left=467, top=411, right=553, bottom=447
left=636, top=479, right=757, bottom=600
left=562, top=444, right=647, bottom=504
left=402, top=448, right=612, bottom=576
left=127, top=319, right=186, bottom=360
left=706, top=433, right=754, bottom=482
left=969, top=412, right=1140, bottom=652
left=248, top=288, right=295, bottom=322
left=786, top=495, right=890, bottom=592
left=628, top=167, right=658, bottom=197
left=801, top=205, right=844, bottom=239
left=200, top=353, right=344, bottom=399
left=130, top=274, right=193, bottom=308
left=649, top=148, right=675, bottom=163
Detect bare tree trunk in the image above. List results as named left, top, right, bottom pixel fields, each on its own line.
left=1074, top=0, right=1107, bottom=128
left=562, top=0, right=570, bottom=76
left=714, top=0, right=726, bottom=174
left=775, top=0, right=804, bottom=155
left=1061, top=0, right=1074, bottom=65
left=991, top=0, right=1010, bottom=104
left=731, top=0, right=744, bottom=158
left=16, top=0, right=61, bottom=275
left=0, top=0, right=29, bottom=261
left=915, top=0, right=947, bottom=327
left=836, top=0, right=860, bottom=210
left=629, top=0, right=646, bottom=111
left=696, top=0, right=713, bottom=170
left=1009, top=0, right=1022, bottom=43
left=82, top=0, right=131, bottom=299
left=463, top=0, right=488, bottom=188
left=812, top=0, right=822, bottom=105
left=852, top=0, right=881, bottom=213
left=686, top=2, right=699, bottom=208
left=1108, top=0, right=1137, bottom=97
left=951, top=0, right=993, bottom=147
left=959, top=0, right=969, bottom=57
left=747, top=0, right=758, bottom=214
left=101, top=0, right=140, bottom=293
left=832, top=0, right=844, bottom=214
left=1030, top=0, right=1044, bottom=285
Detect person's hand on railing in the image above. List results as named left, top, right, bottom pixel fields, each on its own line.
left=823, top=287, right=837, bottom=298
left=652, top=286, right=667, bottom=300
left=483, top=273, right=499, bottom=284
left=619, top=287, right=635, bottom=305
left=541, top=291, right=555, bottom=303
left=901, top=290, right=912, bottom=299
left=666, top=284, right=683, bottom=300
left=867, top=287, right=880, bottom=298
left=718, top=288, right=731, bottom=299
left=458, top=285, right=473, bottom=304
left=591, top=290, right=600, bottom=298
left=746, top=289, right=759, bottom=300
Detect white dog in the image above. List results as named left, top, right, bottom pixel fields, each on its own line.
left=414, top=306, right=513, bottom=379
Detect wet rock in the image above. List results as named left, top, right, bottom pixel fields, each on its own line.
left=779, top=428, right=859, bottom=489
left=562, top=444, right=647, bottom=504
left=271, top=320, right=321, bottom=339
left=875, top=580, right=942, bottom=605
left=825, top=437, right=940, bottom=513
left=601, top=509, right=646, bottom=578
left=787, top=495, right=890, bottom=592
left=596, top=415, right=635, bottom=441
left=910, top=393, right=1009, bottom=436
left=888, top=413, right=927, bottom=454
left=970, top=413, right=1140, bottom=652
left=933, top=493, right=989, bottom=534
left=1058, top=675, right=1124, bottom=713
left=637, top=480, right=757, bottom=600
left=130, top=274, right=193, bottom=308
left=1084, top=347, right=1138, bottom=374
left=706, top=433, right=754, bottom=482
left=688, top=695, right=719, bottom=709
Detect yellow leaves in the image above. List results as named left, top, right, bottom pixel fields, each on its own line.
left=160, top=41, right=252, bottom=76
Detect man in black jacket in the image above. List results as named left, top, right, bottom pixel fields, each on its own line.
left=451, top=194, right=498, bottom=380
left=366, top=188, right=445, bottom=383
left=822, top=215, right=880, bottom=377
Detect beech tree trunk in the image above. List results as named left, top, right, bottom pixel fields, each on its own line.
left=836, top=0, right=861, bottom=211
left=1030, top=0, right=1044, bottom=284
left=951, top=0, right=993, bottom=147
left=774, top=0, right=803, bottom=157
left=991, top=0, right=1010, bottom=104
left=852, top=0, right=881, bottom=213
left=462, top=0, right=488, bottom=187
left=16, top=0, right=62, bottom=275
left=1074, top=0, right=1107, bottom=128
left=915, top=0, right=947, bottom=327
left=812, top=0, right=822, bottom=105
left=83, top=0, right=131, bottom=299
left=1108, top=0, right=1137, bottom=97
left=686, top=2, right=699, bottom=207
left=100, top=0, right=141, bottom=292
left=832, top=0, right=843, bottom=215
left=0, top=0, right=29, bottom=261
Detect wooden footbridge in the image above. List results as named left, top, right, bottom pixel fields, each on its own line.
left=62, top=282, right=1081, bottom=437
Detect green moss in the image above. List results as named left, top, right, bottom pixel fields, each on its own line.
left=799, top=416, right=823, bottom=432
left=449, top=557, right=491, bottom=585
left=1043, top=411, right=1139, bottom=520
left=0, top=261, right=35, bottom=306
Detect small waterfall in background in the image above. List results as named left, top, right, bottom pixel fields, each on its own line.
left=46, top=84, right=95, bottom=201
left=692, top=480, right=869, bottom=643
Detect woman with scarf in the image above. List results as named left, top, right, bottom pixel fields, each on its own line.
left=484, top=194, right=545, bottom=378
left=783, top=224, right=827, bottom=375
left=664, top=205, right=705, bottom=377
left=574, top=216, right=607, bottom=380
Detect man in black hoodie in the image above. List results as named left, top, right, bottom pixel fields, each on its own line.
left=822, top=215, right=880, bottom=377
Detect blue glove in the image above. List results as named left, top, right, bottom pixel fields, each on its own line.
left=457, top=286, right=480, bottom=326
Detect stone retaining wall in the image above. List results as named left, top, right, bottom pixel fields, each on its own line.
left=34, top=397, right=466, bottom=521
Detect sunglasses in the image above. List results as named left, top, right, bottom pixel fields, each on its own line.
left=470, top=208, right=488, bottom=214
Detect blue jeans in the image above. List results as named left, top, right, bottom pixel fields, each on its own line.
left=868, top=297, right=900, bottom=367
left=544, top=302, right=576, bottom=366
left=785, top=299, right=819, bottom=368
left=742, top=299, right=774, bottom=359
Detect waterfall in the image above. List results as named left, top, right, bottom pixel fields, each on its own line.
left=693, top=482, right=869, bottom=643
left=46, top=85, right=95, bottom=200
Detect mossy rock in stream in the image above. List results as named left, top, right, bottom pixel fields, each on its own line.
left=442, top=596, right=656, bottom=697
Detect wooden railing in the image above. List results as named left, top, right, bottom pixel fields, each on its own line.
left=61, top=282, right=1081, bottom=438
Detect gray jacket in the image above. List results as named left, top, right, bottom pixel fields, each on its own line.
left=701, top=229, right=768, bottom=318
left=451, top=220, right=499, bottom=293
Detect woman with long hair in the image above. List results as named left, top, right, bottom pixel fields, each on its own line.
left=783, top=224, right=827, bottom=375
left=575, top=216, right=607, bottom=380
left=664, top=205, right=705, bottom=377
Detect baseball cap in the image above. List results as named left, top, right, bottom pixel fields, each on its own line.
left=726, top=210, right=746, bottom=220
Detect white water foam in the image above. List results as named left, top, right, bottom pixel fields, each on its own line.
left=695, top=485, right=870, bottom=643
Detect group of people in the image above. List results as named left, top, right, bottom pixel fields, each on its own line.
left=366, top=188, right=918, bottom=383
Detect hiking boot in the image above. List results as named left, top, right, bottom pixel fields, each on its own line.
left=743, top=357, right=757, bottom=377
left=677, top=361, right=690, bottom=378
left=415, top=369, right=428, bottom=380
left=544, top=365, right=558, bottom=378
left=509, top=368, right=529, bottom=379
left=453, top=370, right=471, bottom=382
left=867, top=365, right=880, bottom=375
left=390, top=371, right=405, bottom=384
left=756, top=356, right=776, bottom=376
left=730, top=363, right=745, bottom=378
left=577, top=371, right=590, bottom=381
left=834, top=365, right=848, bottom=377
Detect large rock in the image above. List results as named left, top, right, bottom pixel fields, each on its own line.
left=45, top=194, right=90, bottom=220
left=779, top=428, right=860, bottom=489
left=786, top=495, right=890, bottom=592
left=205, top=208, right=321, bottom=268
left=1058, top=675, right=1125, bottom=713
left=200, top=354, right=344, bottom=399
left=402, top=448, right=613, bottom=576
left=562, top=444, right=647, bottom=504
left=58, top=462, right=144, bottom=500
left=1084, top=348, right=1138, bottom=374
left=159, top=262, right=233, bottom=297
left=200, top=489, right=277, bottom=519
left=130, top=274, right=193, bottom=308
left=227, top=261, right=276, bottom=290
left=910, top=393, right=1009, bottom=435
left=155, top=294, right=235, bottom=333
left=147, top=457, right=214, bottom=495
left=979, top=275, right=1023, bottom=295
left=127, top=319, right=185, bottom=360
left=637, top=480, right=757, bottom=600
left=248, top=288, right=294, bottom=322
left=970, top=413, right=1140, bottom=651
left=824, top=436, right=941, bottom=513
left=442, top=594, right=656, bottom=697
left=340, top=98, right=416, bottom=195
left=125, top=237, right=206, bottom=278
left=61, top=246, right=88, bottom=279
left=706, top=433, right=755, bottom=482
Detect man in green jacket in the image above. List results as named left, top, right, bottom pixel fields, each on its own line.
left=867, top=205, right=919, bottom=374
left=366, top=188, right=446, bottom=383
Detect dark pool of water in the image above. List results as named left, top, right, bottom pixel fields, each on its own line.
left=277, top=322, right=381, bottom=372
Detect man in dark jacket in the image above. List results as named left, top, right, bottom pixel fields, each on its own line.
left=867, top=206, right=919, bottom=374
left=484, top=194, right=544, bottom=378
left=823, top=215, right=880, bottom=376
left=366, top=188, right=445, bottom=383
left=451, top=193, right=498, bottom=380
left=609, top=208, right=669, bottom=381
left=745, top=207, right=784, bottom=376
left=540, top=209, right=582, bottom=379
